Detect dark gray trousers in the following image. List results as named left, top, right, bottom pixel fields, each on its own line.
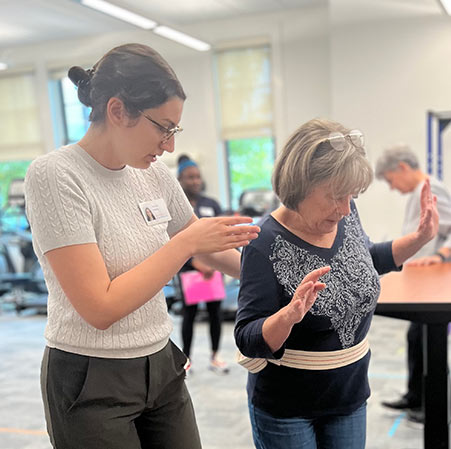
left=41, top=340, right=202, bottom=449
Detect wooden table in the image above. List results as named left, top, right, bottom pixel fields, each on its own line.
left=376, top=263, right=451, bottom=449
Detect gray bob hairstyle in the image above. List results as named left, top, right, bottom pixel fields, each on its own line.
left=375, top=144, right=420, bottom=180
left=272, top=118, right=373, bottom=210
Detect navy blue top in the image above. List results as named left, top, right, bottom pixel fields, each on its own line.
left=234, top=202, right=399, bottom=418
left=182, top=195, right=222, bottom=273
left=193, top=195, right=222, bottom=219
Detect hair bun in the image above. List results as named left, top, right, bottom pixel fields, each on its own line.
left=68, top=66, right=90, bottom=86
left=68, top=66, right=93, bottom=107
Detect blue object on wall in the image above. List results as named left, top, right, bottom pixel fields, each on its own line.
left=426, top=110, right=451, bottom=180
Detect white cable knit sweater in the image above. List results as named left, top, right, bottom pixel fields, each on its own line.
left=24, top=144, right=193, bottom=358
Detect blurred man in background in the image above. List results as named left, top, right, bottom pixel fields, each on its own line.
left=376, top=144, right=451, bottom=423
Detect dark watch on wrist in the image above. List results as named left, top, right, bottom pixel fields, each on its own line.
left=436, top=252, right=446, bottom=262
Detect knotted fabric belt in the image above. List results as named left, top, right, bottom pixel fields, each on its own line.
left=237, top=336, right=369, bottom=373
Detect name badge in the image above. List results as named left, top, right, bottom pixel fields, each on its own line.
left=199, top=206, right=215, bottom=217
left=139, top=199, right=171, bottom=225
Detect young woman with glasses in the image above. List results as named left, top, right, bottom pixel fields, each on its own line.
left=24, top=43, right=259, bottom=449
left=234, top=118, right=438, bottom=449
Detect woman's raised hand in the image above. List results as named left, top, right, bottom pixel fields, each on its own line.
left=262, top=265, right=331, bottom=353
left=416, top=178, right=439, bottom=245
left=284, top=266, right=331, bottom=326
left=180, top=216, right=260, bottom=256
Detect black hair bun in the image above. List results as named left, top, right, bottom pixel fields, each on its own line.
left=68, top=66, right=93, bottom=107
left=68, top=66, right=89, bottom=86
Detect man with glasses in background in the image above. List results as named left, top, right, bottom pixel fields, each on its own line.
left=376, top=143, right=451, bottom=424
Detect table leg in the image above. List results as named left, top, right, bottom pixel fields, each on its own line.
left=423, top=323, right=449, bottom=449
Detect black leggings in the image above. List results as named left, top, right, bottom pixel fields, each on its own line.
left=182, top=300, right=222, bottom=359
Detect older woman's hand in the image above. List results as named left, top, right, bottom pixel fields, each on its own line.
left=262, top=266, right=330, bottom=353
left=392, top=179, right=440, bottom=267
left=415, top=178, right=439, bottom=246
left=285, top=266, right=331, bottom=326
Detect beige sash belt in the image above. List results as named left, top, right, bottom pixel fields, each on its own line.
left=237, top=336, right=369, bottom=373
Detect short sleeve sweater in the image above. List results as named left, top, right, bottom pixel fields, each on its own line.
left=24, top=144, right=193, bottom=358
left=235, top=202, right=398, bottom=417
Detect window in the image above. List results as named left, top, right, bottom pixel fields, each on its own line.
left=215, top=45, right=275, bottom=211
left=0, top=160, right=32, bottom=231
left=61, top=77, right=90, bottom=143
left=0, top=73, right=43, bottom=160
left=48, top=74, right=90, bottom=147
left=226, top=137, right=275, bottom=211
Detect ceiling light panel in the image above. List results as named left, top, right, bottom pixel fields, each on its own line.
left=81, top=0, right=157, bottom=29
left=153, top=26, right=211, bottom=51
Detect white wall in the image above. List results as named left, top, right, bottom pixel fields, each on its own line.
left=331, top=14, right=451, bottom=240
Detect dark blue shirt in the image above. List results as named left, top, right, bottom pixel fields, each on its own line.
left=193, top=195, right=222, bottom=219
left=182, top=195, right=222, bottom=272
left=235, top=202, right=399, bottom=418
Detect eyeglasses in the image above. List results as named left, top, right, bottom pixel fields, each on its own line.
left=326, top=130, right=364, bottom=152
left=140, top=111, right=183, bottom=143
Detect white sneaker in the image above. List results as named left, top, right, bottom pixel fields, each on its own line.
left=209, top=358, right=230, bottom=375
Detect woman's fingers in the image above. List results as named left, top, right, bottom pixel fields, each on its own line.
left=223, top=215, right=254, bottom=224
left=188, top=216, right=261, bottom=254
left=290, top=282, right=317, bottom=320
left=226, top=224, right=261, bottom=236
left=291, top=267, right=330, bottom=314
left=219, top=216, right=256, bottom=226
left=226, top=227, right=261, bottom=238
left=301, top=266, right=331, bottom=285
left=422, top=207, right=431, bottom=225
left=221, top=231, right=259, bottom=246
left=288, top=272, right=331, bottom=324
left=207, top=216, right=261, bottom=238
left=294, top=281, right=314, bottom=298
left=313, top=282, right=327, bottom=293
left=420, top=178, right=432, bottom=210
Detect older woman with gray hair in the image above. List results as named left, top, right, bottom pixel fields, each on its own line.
left=234, top=118, right=439, bottom=449
left=375, top=143, right=451, bottom=265
left=375, top=143, right=421, bottom=176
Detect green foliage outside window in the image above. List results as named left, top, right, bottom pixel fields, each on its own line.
left=0, top=160, right=31, bottom=231
left=226, top=137, right=275, bottom=211
left=0, top=160, right=31, bottom=207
